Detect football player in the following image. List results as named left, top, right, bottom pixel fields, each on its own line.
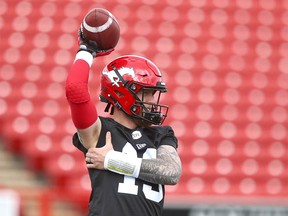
left=65, top=30, right=182, bottom=216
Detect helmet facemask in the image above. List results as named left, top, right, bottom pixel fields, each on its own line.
left=129, top=83, right=168, bottom=125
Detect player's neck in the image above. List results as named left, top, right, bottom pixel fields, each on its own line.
left=113, top=109, right=137, bottom=129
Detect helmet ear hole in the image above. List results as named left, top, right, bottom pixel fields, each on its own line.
left=115, top=90, right=124, bottom=97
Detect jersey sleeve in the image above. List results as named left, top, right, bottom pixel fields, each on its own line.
left=72, top=132, right=88, bottom=155
left=159, top=126, right=178, bottom=149
left=146, top=125, right=178, bottom=149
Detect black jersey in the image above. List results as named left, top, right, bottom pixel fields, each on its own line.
left=72, top=116, right=178, bottom=216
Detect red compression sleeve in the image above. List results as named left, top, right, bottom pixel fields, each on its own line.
left=66, top=51, right=98, bottom=129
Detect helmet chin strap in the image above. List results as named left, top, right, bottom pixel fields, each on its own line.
left=132, top=116, right=153, bottom=127
left=143, top=111, right=162, bottom=124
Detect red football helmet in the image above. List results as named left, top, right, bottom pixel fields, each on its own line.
left=100, top=55, right=168, bottom=125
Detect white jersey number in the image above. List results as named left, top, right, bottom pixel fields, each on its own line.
left=117, top=142, right=163, bottom=203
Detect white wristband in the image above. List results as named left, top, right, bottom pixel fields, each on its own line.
left=104, top=150, right=142, bottom=178
left=74, top=50, right=94, bottom=67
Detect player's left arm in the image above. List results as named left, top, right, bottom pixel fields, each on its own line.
left=138, top=145, right=182, bottom=185
left=86, top=132, right=182, bottom=185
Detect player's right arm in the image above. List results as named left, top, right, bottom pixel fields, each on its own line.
left=65, top=50, right=101, bottom=149
left=65, top=29, right=114, bottom=149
